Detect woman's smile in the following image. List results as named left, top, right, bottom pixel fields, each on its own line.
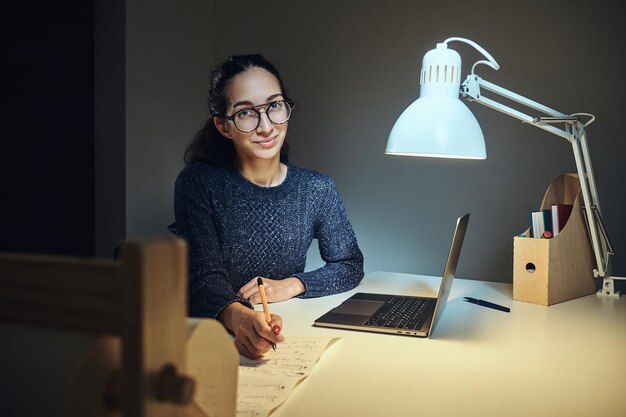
left=253, top=135, right=278, bottom=148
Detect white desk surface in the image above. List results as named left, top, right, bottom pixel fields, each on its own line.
left=265, top=271, right=626, bottom=417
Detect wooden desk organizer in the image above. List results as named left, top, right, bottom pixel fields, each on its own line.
left=513, top=173, right=596, bottom=306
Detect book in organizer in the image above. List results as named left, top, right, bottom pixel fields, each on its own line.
left=551, top=203, right=573, bottom=236
left=529, top=204, right=573, bottom=238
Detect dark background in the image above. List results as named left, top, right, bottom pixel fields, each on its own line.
left=1, top=1, right=95, bottom=256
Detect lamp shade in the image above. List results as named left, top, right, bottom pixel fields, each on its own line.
left=386, top=42, right=486, bottom=159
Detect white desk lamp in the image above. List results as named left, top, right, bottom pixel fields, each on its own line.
left=386, top=37, right=623, bottom=297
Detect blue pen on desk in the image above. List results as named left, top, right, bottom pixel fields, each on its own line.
left=463, top=297, right=510, bottom=313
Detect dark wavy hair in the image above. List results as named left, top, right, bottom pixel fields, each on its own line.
left=184, top=54, right=291, bottom=166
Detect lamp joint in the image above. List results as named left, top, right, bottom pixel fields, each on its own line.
left=461, top=74, right=481, bottom=100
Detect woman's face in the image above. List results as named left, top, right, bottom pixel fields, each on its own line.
left=214, top=67, right=288, bottom=164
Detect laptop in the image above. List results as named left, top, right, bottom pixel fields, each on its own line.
left=313, top=213, right=469, bottom=337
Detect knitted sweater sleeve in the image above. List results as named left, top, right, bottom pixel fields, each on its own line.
left=174, top=167, right=252, bottom=318
left=294, top=178, right=364, bottom=297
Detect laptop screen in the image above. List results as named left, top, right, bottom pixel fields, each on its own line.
left=429, top=213, right=469, bottom=336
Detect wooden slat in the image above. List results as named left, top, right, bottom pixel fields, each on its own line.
left=118, top=238, right=190, bottom=417
left=0, top=255, right=121, bottom=295
left=0, top=253, right=123, bottom=333
left=0, top=308, right=124, bottom=335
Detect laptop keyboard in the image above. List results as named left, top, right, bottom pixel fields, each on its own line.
left=364, top=297, right=435, bottom=330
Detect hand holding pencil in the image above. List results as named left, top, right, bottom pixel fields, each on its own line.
left=219, top=280, right=284, bottom=359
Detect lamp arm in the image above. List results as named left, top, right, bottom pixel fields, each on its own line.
left=462, top=75, right=574, bottom=140
left=462, top=74, right=621, bottom=287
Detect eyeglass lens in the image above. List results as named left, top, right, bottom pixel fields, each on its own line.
left=232, top=101, right=291, bottom=132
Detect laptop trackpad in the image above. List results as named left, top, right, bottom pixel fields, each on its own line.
left=333, top=299, right=385, bottom=316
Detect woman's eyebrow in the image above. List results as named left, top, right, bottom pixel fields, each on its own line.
left=232, top=100, right=253, bottom=109
left=266, top=93, right=284, bottom=102
left=232, top=93, right=284, bottom=109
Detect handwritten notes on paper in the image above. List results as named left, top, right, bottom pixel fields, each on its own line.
left=186, top=320, right=338, bottom=417
left=236, top=337, right=339, bottom=417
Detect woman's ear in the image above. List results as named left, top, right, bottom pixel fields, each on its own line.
left=214, top=116, right=233, bottom=139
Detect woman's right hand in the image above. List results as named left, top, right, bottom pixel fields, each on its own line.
left=218, top=302, right=284, bottom=359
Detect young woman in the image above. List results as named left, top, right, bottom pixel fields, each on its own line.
left=172, top=54, right=364, bottom=358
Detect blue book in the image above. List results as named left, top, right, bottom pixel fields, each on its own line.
left=543, top=209, right=553, bottom=234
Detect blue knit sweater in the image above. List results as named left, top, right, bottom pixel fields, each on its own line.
left=172, top=162, right=364, bottom=318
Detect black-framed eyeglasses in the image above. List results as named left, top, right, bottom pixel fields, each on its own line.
left=221, top=99, right=293, bottom=133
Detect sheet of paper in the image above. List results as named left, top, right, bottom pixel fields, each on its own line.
left=236, top=337, right=339, bottom=417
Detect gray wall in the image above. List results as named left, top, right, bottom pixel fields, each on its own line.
left=125, top=0, right=215, bottom=239
left=95, top=0, right=215, bottom=256
left=113, top=0, right=626, bottom=285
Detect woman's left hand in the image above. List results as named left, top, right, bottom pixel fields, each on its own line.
left=237, top=277, right=305, bottom=304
